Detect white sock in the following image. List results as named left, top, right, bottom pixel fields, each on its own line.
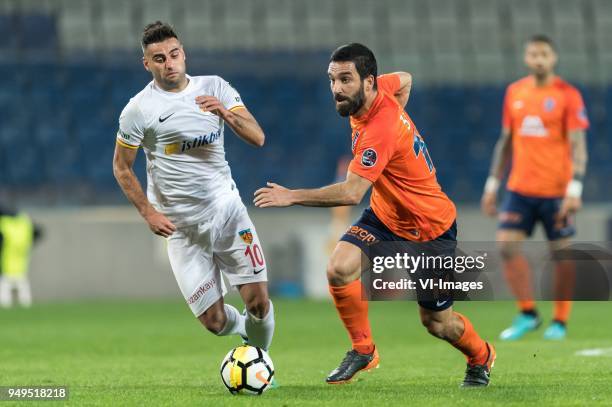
left=245, top=300, right=275, bottom=351
left=217, top=304, right=247, bottom=338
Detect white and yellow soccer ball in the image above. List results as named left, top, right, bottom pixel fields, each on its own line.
left=220, top=345, right=274, bottom=395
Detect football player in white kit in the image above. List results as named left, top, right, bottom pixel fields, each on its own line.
left=112, top=22, right=275, bottom=352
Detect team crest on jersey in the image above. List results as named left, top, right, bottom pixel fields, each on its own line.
left=361, top=148, right=377, bottom=167
left=543, top=97, right=556, bottom=112
left=351, top=131, right=360, bottom=153
left=239, top=229, right=254, bottom=245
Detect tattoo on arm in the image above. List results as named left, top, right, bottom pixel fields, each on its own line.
left=569, top=130, right=588, bottom=180
left=223, top=108, right=264, bottom=146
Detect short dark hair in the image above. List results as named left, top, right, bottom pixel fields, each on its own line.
left=141, top=21, right=179, bottom=49
left=330, top=43, right=378, bottom=89
left=527, top=34, right=556, bottom=51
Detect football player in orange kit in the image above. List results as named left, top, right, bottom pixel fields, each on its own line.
left=481, top=35, right=589, bottom=341
left=255, top=43, right=495, bottom=387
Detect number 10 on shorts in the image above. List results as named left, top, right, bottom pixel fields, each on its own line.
left=244, top=244, right=265, bottom=268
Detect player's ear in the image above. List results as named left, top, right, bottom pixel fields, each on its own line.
left=142, top=56, right=150, bottom=72
left=366, top=75, right=375, bottom=92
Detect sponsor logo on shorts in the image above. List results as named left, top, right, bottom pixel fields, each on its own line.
left=361, top=148, right=377, bottom=167
left=499, top=211, right=522, bottom=223
left=346, top=226, right=379, bottom=245
left=239, top=228, right=254, bottom=245
left=187, top=277, right=217, bottom=305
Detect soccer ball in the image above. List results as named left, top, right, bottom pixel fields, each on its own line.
left=220, top=345, right=274, bottom=395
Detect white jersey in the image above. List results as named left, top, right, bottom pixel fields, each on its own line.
left=116, top=75, right=245, bottom=227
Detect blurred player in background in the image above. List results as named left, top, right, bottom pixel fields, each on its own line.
left=481, top=35, right=589, bottom=341
left=113, top=22, right=275, bottom=354
left=255, top=43, right=495, bottom=387
left=0, top=206, right=41, bottom=308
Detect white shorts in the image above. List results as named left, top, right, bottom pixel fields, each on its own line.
left=166, top=198, right=268, bottom=317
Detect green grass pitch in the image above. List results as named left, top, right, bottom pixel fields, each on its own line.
left=1, top=299, right=611, bottom=406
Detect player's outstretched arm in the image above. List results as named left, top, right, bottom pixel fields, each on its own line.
left=390, top=71, right=412, bottom=108
left=113, top=143, right=176, bottom=237
left=481, top=128, right=512, bottom=216
left=253, top=171, right=372, bottom=208
left=195, top=96, right=265, bottom=147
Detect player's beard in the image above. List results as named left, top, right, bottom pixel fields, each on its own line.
left=335, top=83, right=366, bottom=117
left=530, top=65, right=553, bottom=82
left=159, top=71, right=186, bottom=91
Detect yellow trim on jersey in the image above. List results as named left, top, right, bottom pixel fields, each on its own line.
left=116, top=139, right=140, bottom=149
left=229, top=105, right=246, bottom=112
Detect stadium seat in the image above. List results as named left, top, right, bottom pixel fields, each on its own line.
left=181, top=0, right=216, bottom=50
left=0, top=14, right=18, bottom=53
left=262, top=0, right=296, bottom=50
left=2, top=0, right=610, bottom=202
left=5, top=143, right=43, bottom=185
left=468, top=0, right=501, bottom=24
left=140, top=0, right=174, bottom=32
left=345, top=0, right=380, bottom=50
left=303, top=0, right=341, bottom=49
left=100, top=13, right=138, bottom=51
left=56, top=0, right=95, bottom=51
left=19, top=13, right=57, bottom=51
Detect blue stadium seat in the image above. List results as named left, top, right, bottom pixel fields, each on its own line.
left=42, top=143, right=83, bottom=183
left=18, top=13, right=58, bottom=51
left=5, top=144, right=43, bottom=185
left=0, top=15, right=18, bottom=53
left=34, top=125, right=69, bottom=149
left=3, top=57, right=611, bottom=202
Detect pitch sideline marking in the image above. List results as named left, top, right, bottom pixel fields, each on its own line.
left=574, top=347, right=612, bottom=357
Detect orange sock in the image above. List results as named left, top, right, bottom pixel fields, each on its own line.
left=503, top=255, right=536, bottom=312
left=452, top=312, right=488, bottom=366
left=553, top=260, right=575, bottom=322
left=329, top=280, right=374, bottom=355
left=554, top=301, right=572, bottom=323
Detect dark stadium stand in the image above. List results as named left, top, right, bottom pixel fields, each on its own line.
left=1, top=58, right=610, bottom=203
left=0, top=5, right=610, bottom=203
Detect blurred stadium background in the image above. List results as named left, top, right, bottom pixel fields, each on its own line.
left=0, top=0, right=611, bottom=302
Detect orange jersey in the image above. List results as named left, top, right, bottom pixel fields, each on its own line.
left=503, top=76, right=589, bottom=197
left=348, top=74, right=456, bottom=241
